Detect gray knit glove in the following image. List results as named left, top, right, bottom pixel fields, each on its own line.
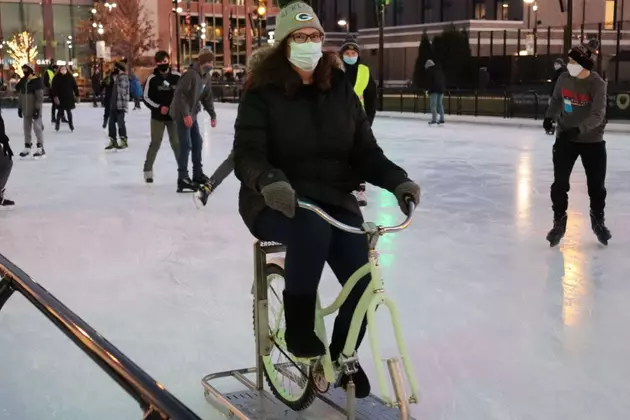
left=261, top=181, right=297, bottom=218
left=394, top=181, right=421, bottom=215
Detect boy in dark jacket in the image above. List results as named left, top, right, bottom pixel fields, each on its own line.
left=0, top=111, right=15, bottom=206
left=170, top=47, right=217, bottom=192
left=16, top=64, right=45, bottom=158
left=425, top=59, right=446, bottom=125
left=105, top=61, right=130, bottom=150
left=339, top=38, right=376, bottom=207
left=142, top=51, right=181, bottom=183
left=91, top=68, right=102, bottom=107
left=543, top=39, right=610, bottom=246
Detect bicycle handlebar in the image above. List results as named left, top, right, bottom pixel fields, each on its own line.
left=297, top=199, right=415, bottom=235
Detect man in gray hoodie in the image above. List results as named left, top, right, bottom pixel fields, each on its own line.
left=170, top=47, right=217, bottom=193
left=543, top=39, right=610, bottom=246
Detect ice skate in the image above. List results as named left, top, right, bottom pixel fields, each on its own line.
left=119, top=137, right=128, bottom=150
left=0, top=189, right=14, bottom=207
left=19, top=145, right=31, bottom=158
left=194, top=179, right=216, bottom=208
left=105, top=137, right=119, bottom=151
left=428, top=121, right=437, bottom=126
left=590, top=211, right=611, bottom=246
left=144, top=171, right=154, bottom=184
left=33, top=145, right=46, bottom=158
left=546, top=213, right=567, bottom=247
left=353, top=184, right=368, bottom=207
left=177, top=177, right=198, bottom=193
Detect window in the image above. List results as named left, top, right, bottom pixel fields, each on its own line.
left=474, top=0, right=486, bottom=19
left=496, top=1, right=509, bottom=20
left=605, top=0, right=615, bottom=29
left=52, top=5, right=73, bottom=60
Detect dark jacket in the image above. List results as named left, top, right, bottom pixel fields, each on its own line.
left=169, top=62, right=216, bottom=121
left=425, top=64, right=446, bottom=94
left=143, top=67, right=181, bottom=121
left=102, top=73, right=114, bottom=104
left=51, top=72, right=79, bottom=110
left=551, top=66, right=567, bottom=95
left=342, top=59, right=377, bottom=125
left=16, top=75, right=44, bottom=118
left=233, top=53, right=410, bottom=234
left=91, top=72, right=102, bottom=94
left=0, top=112, right=10, bottom=154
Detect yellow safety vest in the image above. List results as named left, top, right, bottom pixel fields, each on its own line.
left=47, top=69, right=55, bottom=84
left=353, top=64, right=370, bottom=107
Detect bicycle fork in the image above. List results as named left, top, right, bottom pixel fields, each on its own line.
left=366, top=294, right=420, bottom=418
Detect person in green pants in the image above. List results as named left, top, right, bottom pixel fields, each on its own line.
left=142, top=51, right=182, bottom=183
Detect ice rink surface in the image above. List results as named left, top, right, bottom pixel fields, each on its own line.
left=1, top=103, right=630, bottom=420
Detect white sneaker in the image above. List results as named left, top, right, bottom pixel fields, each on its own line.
left=144, top=171, right=154, bottom=183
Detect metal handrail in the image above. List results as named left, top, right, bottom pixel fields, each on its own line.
left=0, top=254, right=202, bottom=420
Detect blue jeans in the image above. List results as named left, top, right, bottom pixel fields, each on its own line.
left=176, top=119, right=203, bottom=179
left=430, top=93, right=445, bottom=123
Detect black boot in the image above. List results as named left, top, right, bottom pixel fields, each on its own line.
left=282, top=291, right=326, bottom=358
left=546, top=213, right=567, bottom=247
left=177, top=177, right=198, bottom=193
left=590, top=211, right=611, bottom=245
left=329, top=315, right=370, bottom=398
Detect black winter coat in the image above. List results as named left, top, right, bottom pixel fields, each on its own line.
left=51, top=73, right=79, bottom=109
left=343, top=60, right=377, bottom=125
left=551, top=66, right=567, bottom=95
left=425, top=65, right=446, bottom=94
left=233, top=67, right=410, bottom=234
left=91, top=73, right=102, bottom=94
left=143, top=67, right=181, bottom=121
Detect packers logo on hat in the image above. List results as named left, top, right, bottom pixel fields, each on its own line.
left=295, top=12, right=314, bottom=22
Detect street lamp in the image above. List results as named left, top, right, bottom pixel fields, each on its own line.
left=255, top=1, right=267, bottom=47
left=376, top=0, right=390, bottom=111
left=172, top=0, right=183, bottom=71
left=337, top=19, right=349, bottom=33
left=104, top=2, right=117, bottom=12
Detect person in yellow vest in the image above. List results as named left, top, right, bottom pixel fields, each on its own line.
left=44, top=61, right=60, bottom=125
left=340, top=37, right=376, bottom=206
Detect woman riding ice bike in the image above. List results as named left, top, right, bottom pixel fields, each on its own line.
left=233, top=0, right=421, bottom=400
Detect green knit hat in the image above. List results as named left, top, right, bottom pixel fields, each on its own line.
left=274, top=0, right=324, bottom=45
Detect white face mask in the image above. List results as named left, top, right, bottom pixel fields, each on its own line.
left=554, top=64, right=561, bottom=70
left=567, top=63, right=584, bottom=77
left=289, top=41, right=323, bottom=72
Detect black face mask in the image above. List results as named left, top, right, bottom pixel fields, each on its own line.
left=157, top=63, right=170, bottom=72
left=112, top=68, right=120, bottom=75
left=22, top=68, right=32, bottom=76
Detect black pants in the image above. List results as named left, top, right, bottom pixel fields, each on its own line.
left=51, top=101, right=57, bottom=122
left=55, top=107, right=73, bottom=129
left=108, top=109, right=127, bottom=139
left=103, top=106, right=110, bottom=127
left=551, top=140, right=607, bottom=216
left=254, top=204, right=370, bottom=359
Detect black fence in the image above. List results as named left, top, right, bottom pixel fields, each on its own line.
left=379, top=86, right=630, bottom=121
left=0, top=254, right=202, bottom=420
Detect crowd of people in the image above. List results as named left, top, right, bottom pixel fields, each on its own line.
left=0, top=0, right=613, bottom=400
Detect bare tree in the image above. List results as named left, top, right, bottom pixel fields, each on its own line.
left=75, top=0, right=158, bottom=67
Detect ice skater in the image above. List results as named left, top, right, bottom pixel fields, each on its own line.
left=543, top=39, right=611, bottom=246
left=0, top=111, right=15, bottom=206
left=170, top=47, right=217, bottom=193
left=425, top=59, right=446, bottom=126
left=105, top=61, right=130, bottom=150
left=142, top=50, right=181, bottom=183
left=51, top=65, right=79, bottom=132
left=16, top=64, right=45, bottom=158
left=339, top=37, right=376, bottom=207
